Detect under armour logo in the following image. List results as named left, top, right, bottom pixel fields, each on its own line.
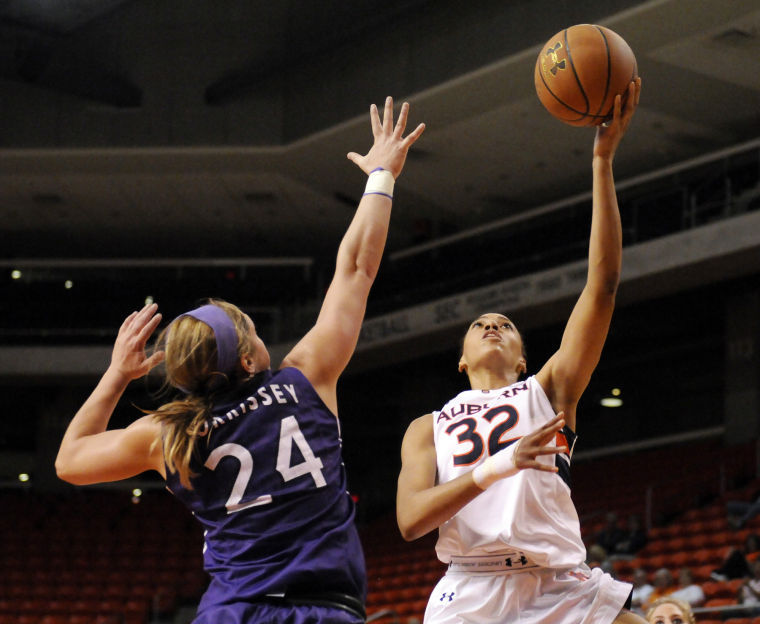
left=505, top=555, right=529, bottom=567
left=543, top=42, right=566, bottom=75
left=439, top=592, right=455, bottom=602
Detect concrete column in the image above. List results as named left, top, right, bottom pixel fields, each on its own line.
left=724, top=288, right=760, bottom=444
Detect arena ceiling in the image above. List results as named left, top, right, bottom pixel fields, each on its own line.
left=0, top=0, right=759, bottom=344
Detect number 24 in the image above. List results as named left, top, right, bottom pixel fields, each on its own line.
left=205, top=415, right=326, bottom=514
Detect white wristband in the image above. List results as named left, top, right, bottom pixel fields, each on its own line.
left=364, top=167, right=395, bottom=199
left=472, top=441, right=520, bottom=490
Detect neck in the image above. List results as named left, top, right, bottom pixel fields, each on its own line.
left=466, top=368, right=522, bottom=391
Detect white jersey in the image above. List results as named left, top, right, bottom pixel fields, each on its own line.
left=433, top=375, right=586, bottom=569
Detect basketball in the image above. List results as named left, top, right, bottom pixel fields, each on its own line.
left=534, top=24, right=637, bottom=127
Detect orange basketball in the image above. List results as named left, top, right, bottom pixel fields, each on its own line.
left=534, top=24, right=637, bottom=127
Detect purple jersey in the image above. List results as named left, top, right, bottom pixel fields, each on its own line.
left=165, top=367, right=366, bottom=620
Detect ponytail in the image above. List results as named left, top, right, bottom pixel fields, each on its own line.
left=153, top=395, right=210, bottom=489
left=149, top=299, right=255, bottom=490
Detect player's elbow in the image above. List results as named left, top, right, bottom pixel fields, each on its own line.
left=55, top=463, right=78, bottom=484
left=601, top=270, right=620, bottom=296
left=55, top=454, right=87, bottom=485
left=398, top=522, right=420, bottom=542
left=397, top=511, right=429, bottom=542
left=589, top=270, right=620, bottom=298
left=55, top=460, right=77, bottom=484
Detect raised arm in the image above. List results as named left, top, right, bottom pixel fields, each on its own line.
left=282, top=97, right=425, bottom=411
left=536, top=78, right=641, bottom=430
left=55, top=303, right=166, bottom=484
left=396, top=414, right=567, bottom=541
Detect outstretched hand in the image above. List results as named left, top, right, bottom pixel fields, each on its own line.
left=513, top=413, right=568, bottom=473
left=593, top=77, right=642, bottom=162
left=110, top=303, right=165, bottom=380
left=347, top=96, right=425, bottom=179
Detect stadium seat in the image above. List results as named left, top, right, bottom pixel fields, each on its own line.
left=703, top=597, right=738, bottom=608
left=668, top=550, right=695, bottom=568
left=702, top=580, right=737, bottom=600
left=691, top=548, right=722, bottom=566
left=692, top=564, right=716, bottom=583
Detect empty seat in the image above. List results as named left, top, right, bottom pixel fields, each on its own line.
left=703, top=597, right=738, bottom=608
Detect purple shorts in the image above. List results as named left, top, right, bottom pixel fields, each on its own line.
left=193, top=601, right=365, bottom=624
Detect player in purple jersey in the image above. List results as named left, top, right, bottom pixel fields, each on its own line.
left=55, top=96, right=425, bottom=624
left=396, top=80, right=644, bottom=624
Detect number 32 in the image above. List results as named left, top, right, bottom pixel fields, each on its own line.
left=445, top=405, right=519, bottom=466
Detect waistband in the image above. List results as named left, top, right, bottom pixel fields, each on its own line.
left=264, top=591, right=366, bottom=620
left=447, top=552, right=541, bottom=575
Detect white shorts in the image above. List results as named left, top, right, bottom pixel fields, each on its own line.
left=424, top=562, right=631, bottom=624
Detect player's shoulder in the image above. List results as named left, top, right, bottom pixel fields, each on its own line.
left=401, top=414, right=435, bottom=458
left=128, top=413, right=163, bottom=434
left=404, top=413, right=433, bottom=439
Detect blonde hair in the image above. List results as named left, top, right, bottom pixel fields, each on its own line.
left=645, top=596, right=696, bottom=624
left=151, top=299, right=254, bottom=488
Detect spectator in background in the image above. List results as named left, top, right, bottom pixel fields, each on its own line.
left=587, top=543, right=611, bottom=569
left=737, top=559, right=760, bottom=612
left=711, top=533, right=759, bottom=581
left=727, top=490, right=760, bottom=530
left=613, top=514, right=648, bottom=556
left=747, top=533, right=760, bottom=562
left=595, top=512, right=626, bottom=554
left=668, top=568, right=704, bottom=607
left=642, top=568, right=677, bottom=612
left=631, top=568, right=654, bottom=614
left=645, top=596, right=696, bottom=624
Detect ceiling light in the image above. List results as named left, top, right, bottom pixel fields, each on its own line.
left=11, top=270, right=21, bottom=279
left=64, top=280, right=73, bottom=289
left=600, top=396, right=623, bottom=408
left=18, top=473, right=30, bottom=482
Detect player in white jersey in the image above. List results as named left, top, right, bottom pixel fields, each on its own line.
left=396, top=79, right=644, bottom=624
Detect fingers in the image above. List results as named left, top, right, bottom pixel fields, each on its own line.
left=145, top=350, right=166, bottom=371
left=633, top=76, right=642, bottom=107
left=535, top=413, right=565, bottom=435
left=136, top=311, right=163, bottom=344
left=369, top=103, right=382, bottom=137
left=619, top=78, right=641, bottom=124
left=119, top=311, right=138, bottom=333
left=120, top=303, right=155, bottom=333
left=533, top=445, right=568, bottom=456
left=119, top=303, right=161, bottom=346
left=612, top=93, right=623, bottom=125
left=393, top=101, right=409, bottom=138
left=401, top=122, right=426, bottom=149
left=382, top=96, right=394, bottom=134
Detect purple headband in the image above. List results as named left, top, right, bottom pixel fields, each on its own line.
left=175, top=304, right=239, bottom=376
